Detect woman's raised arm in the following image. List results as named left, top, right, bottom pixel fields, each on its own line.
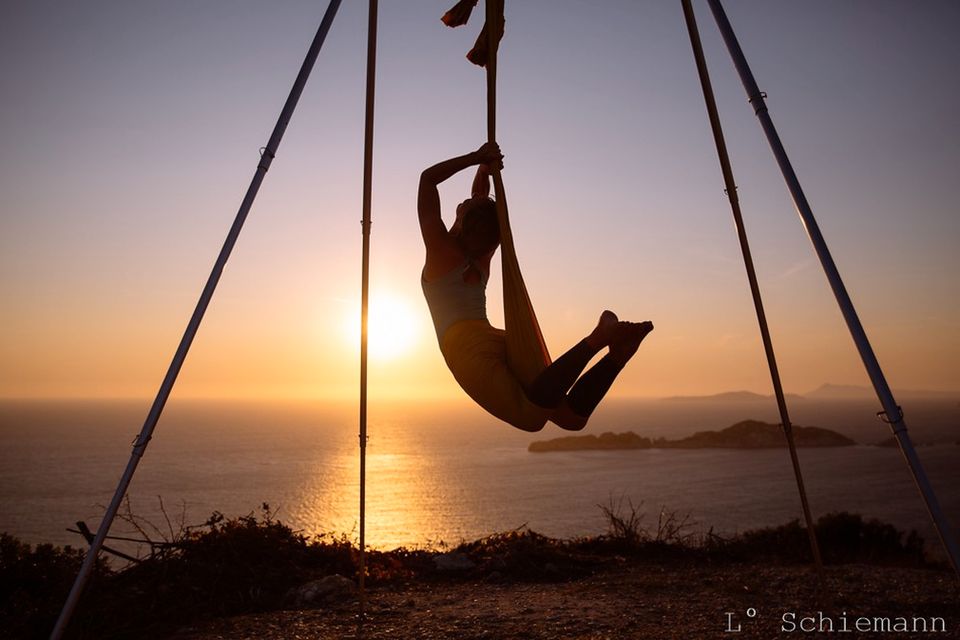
left=417, top=142, right=503, bottom=247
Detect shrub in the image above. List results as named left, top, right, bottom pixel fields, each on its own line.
left=596, top=496, right=697, bottom=551
left=707, top=512, right=926, bottom=566
left=0, top=533, right=109, bottom=640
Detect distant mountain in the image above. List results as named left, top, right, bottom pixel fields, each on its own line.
left=663, top=391, right=805, bottom=403
left=656, top=385, right=957, bottom=403
left=805, top=383, right=957, bottom=400
left=529, top=420, right=855, bottom=453
left=804, top=384, right=875, bottom=399
left=667, top=420, right=856, bottom=449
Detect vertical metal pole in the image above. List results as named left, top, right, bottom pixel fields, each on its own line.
left=358, top=0, right=378, bottom=619
left=680, top=0, right=824, bottom=577
left=706, top=0, right=960, bottom=577
left=485, top=0, right=509, bottom=266
left=49, top=4, right=344, bottom=638
left=485, top=0, right=501, bottom=142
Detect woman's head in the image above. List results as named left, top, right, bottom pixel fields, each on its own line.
left=454, top=196, right=500, bottom=257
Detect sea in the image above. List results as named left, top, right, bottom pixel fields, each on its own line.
left=1, top=396, right=958, bottom=561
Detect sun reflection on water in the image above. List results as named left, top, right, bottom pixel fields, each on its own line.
left=293, top=441, right=473, bottom=549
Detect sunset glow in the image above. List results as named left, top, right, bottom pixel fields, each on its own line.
left=345, top=293, right=422, bottom=362
left=1, top=1, right=958, bottom=400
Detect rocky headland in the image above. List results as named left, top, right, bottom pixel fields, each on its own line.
left=528, top=420, right=856, bottom=453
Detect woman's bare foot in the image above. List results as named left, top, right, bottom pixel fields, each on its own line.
left=609, top=320, right=654, bottom=365
left=585, top=310, right=619, bottom=350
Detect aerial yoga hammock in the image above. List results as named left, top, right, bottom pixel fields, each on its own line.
left=421, top=0, right=653, bottom=432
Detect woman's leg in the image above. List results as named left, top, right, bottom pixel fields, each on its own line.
left=551, top=321, right=654, bottom=430
left=526, top=311, right=619, bottom=408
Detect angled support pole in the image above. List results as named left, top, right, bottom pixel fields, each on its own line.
left=705, top=0, right=959, bottom=577
left=50, top=2, right=344, bottom=637
left=680, top=0, right=824, bottom=578
left=358, top=0, right=378, bottom=621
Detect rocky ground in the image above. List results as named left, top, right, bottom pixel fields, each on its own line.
left=169, top=559, right=958, bottom=640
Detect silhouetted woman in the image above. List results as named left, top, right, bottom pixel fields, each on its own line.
left=419, top=142, right=652, bottom=431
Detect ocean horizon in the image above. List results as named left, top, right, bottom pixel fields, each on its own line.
left=2, top=395, right=958, bottom=561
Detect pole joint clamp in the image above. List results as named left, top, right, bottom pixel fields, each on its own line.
left=748, top=91, right=768, bottom=115
left=876, top=406, right=904, bottom=425
left=258, top=147, right=276, bottom=171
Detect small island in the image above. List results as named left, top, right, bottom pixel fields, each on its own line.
left=528, top=420, right=856, bottom=453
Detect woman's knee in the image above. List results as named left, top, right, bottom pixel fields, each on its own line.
left=549, top=401, right=589, bottom=431
left=514, top=421, right=546, bottom=433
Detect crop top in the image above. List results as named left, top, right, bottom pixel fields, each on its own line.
left=421, top=261, right=489, bottom=340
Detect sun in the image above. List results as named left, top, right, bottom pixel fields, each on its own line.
left=345, top=292, right=421, bottom=361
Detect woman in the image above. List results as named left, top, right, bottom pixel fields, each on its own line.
left=419, top=142, right=653, bottom=431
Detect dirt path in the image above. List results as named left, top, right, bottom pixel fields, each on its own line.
left=170, top=560, right=957, bottom=639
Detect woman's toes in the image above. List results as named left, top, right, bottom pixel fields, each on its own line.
left=588, top=311, right=620, bottom=348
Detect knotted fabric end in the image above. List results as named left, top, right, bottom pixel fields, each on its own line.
left=441, top=0, right=479, bottom=28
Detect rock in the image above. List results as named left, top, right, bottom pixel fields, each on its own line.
left=529, top=420, right=856, bottom=452
left=433, top=551, right=476, bottom=572
left=529, top=431, right=652, bottom=452
left=287, top=574, right=356, bottom=607
left=667, top=421, right=856, bottom=448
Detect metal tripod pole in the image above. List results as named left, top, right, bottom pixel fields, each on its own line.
left=680, top=0, right=824, bottom=578
left=706, top=0, right=959, bottom=577
left=357, top=0, right=378, bottom=621
left=50, top=3, right=344, bottom=637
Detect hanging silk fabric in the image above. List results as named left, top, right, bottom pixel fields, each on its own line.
left=442, top=0, right=552, bottom=387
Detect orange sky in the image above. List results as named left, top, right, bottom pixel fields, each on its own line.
left=2, top=1, right=959, bottom=401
